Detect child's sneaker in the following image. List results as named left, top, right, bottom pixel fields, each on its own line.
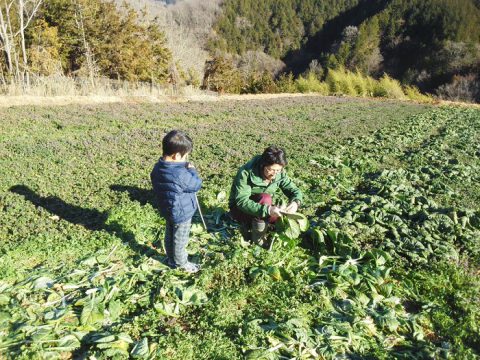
left=180, top=262, right=200, bottom=273
left=165, top=258, right=176, bottom=269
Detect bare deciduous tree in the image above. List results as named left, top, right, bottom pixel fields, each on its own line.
left=0, top=1, right=16, bottom=76
left=73, top=0, right=96, bottom=86
left=437, top=74, right=480, bottom=103
left=0, top=0, right=42, bottom=86
left=115, top=0, right=222, bottom=83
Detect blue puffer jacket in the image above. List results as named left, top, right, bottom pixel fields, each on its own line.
left=150, top=159, right=202, bottom=224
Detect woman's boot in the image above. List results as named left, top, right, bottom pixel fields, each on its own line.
left=251, top=219, right=268, bottom=245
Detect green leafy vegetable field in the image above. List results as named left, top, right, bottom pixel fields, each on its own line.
left=0, top=97, right=479, bottom=359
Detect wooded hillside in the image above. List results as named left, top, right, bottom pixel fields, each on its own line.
left=209, top=0, right=480, bottom=97
left=1, top=0, right=479, bottom=102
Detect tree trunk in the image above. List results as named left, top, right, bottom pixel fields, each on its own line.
left=73, top=0, right=95, bottom=87
left=0, top=2, right=14, bottom=78
left=0, top=64, right=6, bottom=86
left=4, top=0, right=20, bottom=81
left=18, top=0, right=29, bottom=87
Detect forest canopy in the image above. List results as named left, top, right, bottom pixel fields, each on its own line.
left=208, top=0, right=480, bottom=95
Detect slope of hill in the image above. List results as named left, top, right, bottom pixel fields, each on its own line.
left=121, top=0, right=480, bottom=99
left=209, top=0, right=480, bottom=94
left=116, top=0, right=222, bottom=81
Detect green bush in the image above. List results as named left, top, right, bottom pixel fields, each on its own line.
left=375, top=74, right=405, bottom=99
left=365, top=75, right=377, bottom=97
left=295, top=72, right=329, bottom=94
left=243, top=71, right=278, bottom=94
left=338, top=70, right=357, bottom=96
left=309, top=68, right=432, bottom=102
left=202, top=56, right=243, bottom=94
left=275, top=73, right=297, bottom=93
left=185, top=68, right=201, bottom=88
left=325, top=68, right=356, bottom=96
left=325, top=68, right=342, bottom=94
left=350, top=71, right=369, bottom=97
left=404, top=85, right=434, bottom=103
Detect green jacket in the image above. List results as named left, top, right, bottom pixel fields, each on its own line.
left=229, top=155, right=303, bottom=218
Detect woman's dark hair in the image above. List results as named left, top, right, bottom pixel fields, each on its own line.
left=162, top=130, right=193, bottom=156
left=260, top=145, right=287, bottom=168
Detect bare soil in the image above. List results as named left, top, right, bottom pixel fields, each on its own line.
left=0, top=92, right=478, bottom=108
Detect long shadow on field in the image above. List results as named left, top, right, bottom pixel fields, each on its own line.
left=9, top=185, right=157, bottom=260
left=109, top=184, right=157, bottom=209
left=110, top=184, right=235, bottom=240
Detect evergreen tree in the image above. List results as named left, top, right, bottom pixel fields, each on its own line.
left=351, top=17, right=382, bottom=74
left=209, top=0, right=360, bottom=59
left=34, top=0, right=172, bottom=82
left=202, top=55, right=242, bottom=93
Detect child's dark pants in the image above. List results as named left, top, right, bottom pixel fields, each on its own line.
left=164, top=219, right=191, bottom=266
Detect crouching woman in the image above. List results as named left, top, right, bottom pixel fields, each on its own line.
left=229, top=145, right=303, bottom=244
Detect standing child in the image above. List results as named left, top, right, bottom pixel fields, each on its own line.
left=150, top=130, right=202, bottom=273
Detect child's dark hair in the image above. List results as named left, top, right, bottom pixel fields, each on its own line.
left=260, top=145, right=287, bottom=168
left=162, top=130, right=193, bottom=156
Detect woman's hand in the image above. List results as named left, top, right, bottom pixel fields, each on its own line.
left=269, top=205, right=283, bottom=217
left=284, top=201, right=298, bottom=214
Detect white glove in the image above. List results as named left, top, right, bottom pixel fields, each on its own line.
left=284, top=201, right=299, bottom=214
left=268, top=206, right=283, bottom=217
